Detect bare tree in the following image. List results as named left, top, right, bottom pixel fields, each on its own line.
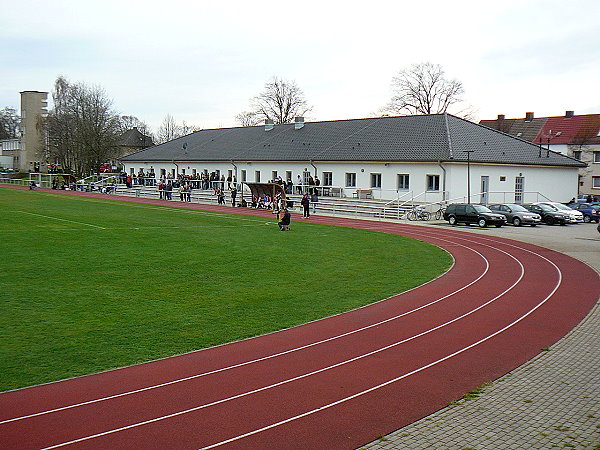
left=118, top=115, right=153, bottom=138
left=235, top=111, right=261, bottom=127
left=240, top=77, right=312, bottom=125
left=46, top=76, right=121, bottom=176
left=155, top=115, right=200, bottom=144
left=180, top=120, right=201, bottom=136
left=0, top=107, right=20, bottom=140
left=383, top=62, right=466, bottom=117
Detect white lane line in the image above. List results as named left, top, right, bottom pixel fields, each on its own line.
left=203, top=251, right=560, bottom=450
left=39, top=244, right=525, bottom=449
left=1, top=234, right=486, bottom=426
left=13, top=211, right=106, bottom=229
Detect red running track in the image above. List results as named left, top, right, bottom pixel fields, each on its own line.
left=1, top=186, right=599, bottom=449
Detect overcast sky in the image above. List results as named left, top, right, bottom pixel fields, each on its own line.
left=1, top=0, right=598, bottom=132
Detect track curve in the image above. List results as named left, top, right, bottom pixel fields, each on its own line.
left=1, top=187, right=599, bottom=449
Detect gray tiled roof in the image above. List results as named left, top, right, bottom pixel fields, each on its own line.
left=119, top=128, right=154, bottom=148
left=121, top=115, right=585, bottom=168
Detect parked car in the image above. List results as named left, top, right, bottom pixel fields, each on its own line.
left=534, top=202, right=584, bottom=223
left=488, top=203, right=542, bottom=226
left=443, top=203, right=506, bottom=228
left=522, top=204, right=567, bottom=225
left=575, top=194, right=599, bottom=203
left=566, top=202, right=600, bottom=223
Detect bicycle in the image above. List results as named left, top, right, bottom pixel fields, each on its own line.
left=407, top=207, right=431, bottom=221
left=434, top=205, right=447, bottom=220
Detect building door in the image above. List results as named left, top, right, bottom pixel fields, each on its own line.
left=515, top=176, right=524, bottom=203
left=480, top=176, right=489, bottom=204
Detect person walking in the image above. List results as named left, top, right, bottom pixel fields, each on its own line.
left=300, top=193, right=310, bottom=218
left=311, top=191, right=318, bottom=214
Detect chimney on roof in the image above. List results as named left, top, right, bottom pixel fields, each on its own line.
left=264, top=119, right=274, bottom=131
left=497, top=114, right=505, bottom=121
left=294, top=117, right=305, bottom=130
left=565, top=110, right=574, bottom=118
left=525, top=112, right=534, bottom=122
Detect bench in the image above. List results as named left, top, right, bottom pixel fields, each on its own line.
left=328, top=187, right=343, bottom=197
left=353, top=189, right=373, bottom=199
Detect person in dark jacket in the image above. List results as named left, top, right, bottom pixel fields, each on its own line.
left=300, top=193, right=310, bottom=218
left=278, top=209, right=291, bottom=231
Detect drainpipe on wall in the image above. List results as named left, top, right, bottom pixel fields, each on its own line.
left=310, top=160, right=317, bottom=177
left=230, top=160, right=238, bottom=188
left=172, top=160, right=179, bottom=175
left=438, top=160, right=447, bottom=202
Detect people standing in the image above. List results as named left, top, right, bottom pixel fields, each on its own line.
left=311, top=191, right=318, bottom=214
left=230, top=186, right=237, bottom=207
left=300, top=193, right=310, bottom=218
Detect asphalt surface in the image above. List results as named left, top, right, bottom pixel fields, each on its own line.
left=363, top=220, right=600, bottom=450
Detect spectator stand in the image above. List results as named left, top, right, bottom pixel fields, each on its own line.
left=242, top=182, right=289, bottom=210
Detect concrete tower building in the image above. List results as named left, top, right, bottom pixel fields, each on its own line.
left=19, top=91, right=48, bottom=172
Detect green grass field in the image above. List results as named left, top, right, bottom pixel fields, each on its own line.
left=0, top=188, right=452, bottom=391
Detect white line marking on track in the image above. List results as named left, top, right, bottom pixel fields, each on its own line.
left=12, top=210, right=106, bottom=229
left=203, top=255, right=559, bottom=449
left=38, top=242, right=529, bottom=449
left=1, top=234, right=487, bottom=426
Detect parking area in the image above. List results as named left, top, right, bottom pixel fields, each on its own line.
left=436, top=221, right=600, bottom=272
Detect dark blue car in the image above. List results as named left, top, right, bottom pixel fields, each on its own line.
left=567, top=203, right=600, bottom=223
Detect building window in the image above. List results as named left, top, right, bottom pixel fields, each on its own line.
left=370, top=173, right=382, bottom=188
left=500, top=176, right=506, bottom=182
left=426, top=174, right=440, bottom=192
left=572, top=151, right=582, bottom=161
left=241, top=170, right=246, bottom=182
left=397, top=174, right=409, bottom=190
left=323, top=171, right=333, bottom=186
left=272, top=170, right=278, bottom=181
left=345, top=172, right=356, bottom=187
left=594, top=152, right=600, bottom=163
left=593, top=177, right=600, bottom=189
left=255, top=171, right=261, bottom=182
left=286, top=170, right=292, bottom=182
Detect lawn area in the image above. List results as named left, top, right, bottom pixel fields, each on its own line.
left=0, top=188, right=452, bottom=391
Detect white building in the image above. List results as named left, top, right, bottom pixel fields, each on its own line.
left=121, top=114, right=585, bottom=204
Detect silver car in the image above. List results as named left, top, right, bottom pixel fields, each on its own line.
left=488, top=203, right=542, bottom=226
left=534, top=202, right=584, bottom=223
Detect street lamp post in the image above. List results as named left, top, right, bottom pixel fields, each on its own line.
left=463, top=150, right=474, bottom=204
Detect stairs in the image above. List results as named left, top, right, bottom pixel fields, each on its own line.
left=111, top=186, right=425, bottom=221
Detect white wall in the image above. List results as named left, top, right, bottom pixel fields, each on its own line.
left=0, top=155, right=14, bottom=169
left=445, top=163, right=579, bottom=204
left=123, top=160, right=579, bottom=203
